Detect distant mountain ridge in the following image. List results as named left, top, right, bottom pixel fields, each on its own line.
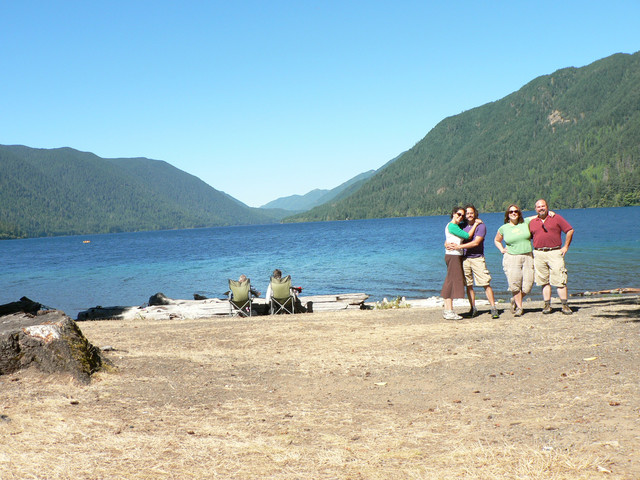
left=261, top=189, right=332, bottom=212
left=0, top=145, right=283, bottom=238
left=286, top=51, right=640, bottom=222
left=261, top=169, right=377, bottom=212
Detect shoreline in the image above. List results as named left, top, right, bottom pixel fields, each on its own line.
left=71, top=291, right=640, bottom=321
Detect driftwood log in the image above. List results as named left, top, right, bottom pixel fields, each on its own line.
left=298, top=293, right=369, bottom=312
left=571, top=287, right=640, bottom=296
left=0, top=310, right=109, bottom=383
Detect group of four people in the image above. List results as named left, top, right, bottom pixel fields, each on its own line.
left=441, top=199, right=574, bottom=320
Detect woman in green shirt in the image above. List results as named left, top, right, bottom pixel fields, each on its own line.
left=494, top=204, right=534, bottom=317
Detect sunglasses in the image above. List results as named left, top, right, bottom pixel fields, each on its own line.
left=455, top=212, right=464, bottom=217
left=509, top=210, right=520, bottom=214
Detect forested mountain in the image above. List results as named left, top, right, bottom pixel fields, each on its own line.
left=313, top=169, right=377, bottom=206
left=0, top=146, right=282, bottom=238
left=287, top=51, right=640, bottom=222
left=261, top=169, right=377, bottom=212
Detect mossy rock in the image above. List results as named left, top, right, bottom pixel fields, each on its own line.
left=0, top=310, right=111, bottom=383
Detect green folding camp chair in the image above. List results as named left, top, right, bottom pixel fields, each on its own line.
left=269, top=274, right=295, bottom=314
left=228, top=278, right=253, bottom=317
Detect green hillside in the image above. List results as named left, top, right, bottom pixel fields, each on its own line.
left=287, top=52, right=640, bottom=222
left=0, top=146, right=281, bottom=238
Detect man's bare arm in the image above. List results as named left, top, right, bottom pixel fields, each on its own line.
left=561, top=229, right=574, bottom=256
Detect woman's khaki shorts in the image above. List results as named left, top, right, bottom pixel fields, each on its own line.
left=502, top=252, right=534, bottom=295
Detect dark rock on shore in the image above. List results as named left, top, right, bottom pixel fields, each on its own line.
left=149, top=292, right=172, bottom=305
left=0, top=296, right=44, bottom=317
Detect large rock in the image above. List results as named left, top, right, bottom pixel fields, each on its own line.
left=0, top=310, right=109, bottom=383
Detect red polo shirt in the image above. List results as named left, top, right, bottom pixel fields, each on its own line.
left=529, top=214, right=573, bottom=249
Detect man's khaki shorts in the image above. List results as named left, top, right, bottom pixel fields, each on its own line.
left=463, top=256, right=492, bottom=287
left=534, top=249, right=568, bottom=287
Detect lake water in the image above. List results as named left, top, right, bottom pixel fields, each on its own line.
left=1, top=206, right=639, bottom=319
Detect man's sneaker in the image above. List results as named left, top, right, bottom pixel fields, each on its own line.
left=542, top=303, right=552, bottom=314
left=490, top=307, right=499, bottom=319
left=443, top=310, right=463, bottom=320
left=561, top=304, right=573, bottom=315
left=468, top=307, right=478, bottom=318
left=514, top=307, right=523, bottom=317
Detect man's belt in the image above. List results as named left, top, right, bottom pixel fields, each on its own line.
left=534, top=247, right=561, bottom=251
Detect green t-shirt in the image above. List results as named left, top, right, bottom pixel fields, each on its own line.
left=447, top=222, right=470, bottom=240
left=498, top=218, right=532, bottom=255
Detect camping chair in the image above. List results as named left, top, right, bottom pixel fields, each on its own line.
left=269, top=275, right=295, bottom=315
left=228, top=278, right=253, bottom=317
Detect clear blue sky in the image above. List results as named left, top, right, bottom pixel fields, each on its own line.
left=2, top=1, right=639, bottom=207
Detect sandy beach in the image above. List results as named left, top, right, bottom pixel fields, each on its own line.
left=1, top=295, right=639, bottom=479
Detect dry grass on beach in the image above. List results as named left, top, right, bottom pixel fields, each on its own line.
left=1, top=296, right=639, bottom=479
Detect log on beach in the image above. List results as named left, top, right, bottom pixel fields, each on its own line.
left=77, top=305, right=144, bottom=321
left=300, top=293, right=370, bottom=312
left=78, top=292, right=246, bottom=321
left=77, top=298, right=234, bottom=321
left=571, top=287, right=640, bottom=296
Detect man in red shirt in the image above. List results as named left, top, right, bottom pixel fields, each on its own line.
left=528, top=199, right=575, bottom=315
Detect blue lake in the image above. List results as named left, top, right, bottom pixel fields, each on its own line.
left=1, top=206, right=639, bottom=319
